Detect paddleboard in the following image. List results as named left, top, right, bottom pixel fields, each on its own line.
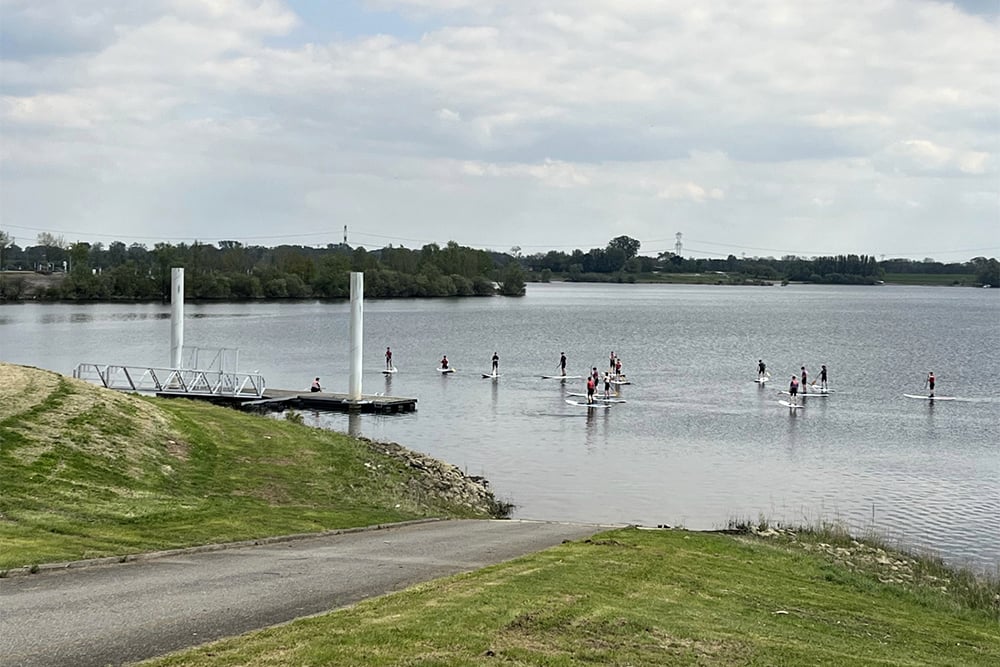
left=609, top=379, right=631, bottom=386
left=903, top=394, right=955, bottom=401
left=565, top=399, right=611, bottom=408
left=437, top=367, right=455, bottom=374
left=481, top=373, right=501, bottom=379
left=566, top=392, right=625, bottom=403
left=542, top=375, right=583, bottom=380
left=778, top=400, right=803, bottom=409
left=754, top=377, right=769, bottom=384
left=382, top=367, right=398, bottom=375
left=779, top=390, right=828, bottom=397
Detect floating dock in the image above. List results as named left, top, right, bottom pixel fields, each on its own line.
left=157, top=388, right=417, bottom=414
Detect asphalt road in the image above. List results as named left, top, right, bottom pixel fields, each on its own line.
left=0, top=519, right=604, bottom=667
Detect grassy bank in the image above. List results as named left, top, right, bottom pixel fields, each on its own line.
left=881, top=273, right=978, bottom=286
left=0, top=363, right=500, bottom=571
left=5, top=362, right=998, bottom=665
left=142, top=526, right=999, bottom=666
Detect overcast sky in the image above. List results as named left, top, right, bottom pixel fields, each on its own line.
left=1, top=1, right=998, bottom=260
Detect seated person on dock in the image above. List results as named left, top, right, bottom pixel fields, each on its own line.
left=311, top=377, right=322, bottom=393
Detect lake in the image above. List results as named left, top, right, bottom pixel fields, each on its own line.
left=1, top=283, right=998, bottom=570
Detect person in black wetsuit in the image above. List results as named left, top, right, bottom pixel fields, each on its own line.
left=491, top=352, right=499, bottom=375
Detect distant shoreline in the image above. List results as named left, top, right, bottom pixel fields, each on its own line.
left=0, top=269, right=990, bottom=304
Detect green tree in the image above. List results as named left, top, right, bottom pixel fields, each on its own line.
left=498, top=261, right=525, bottom=296
left=608, top=235, right=641, bottom=260
left=971, top=257, right=1000, bottom=286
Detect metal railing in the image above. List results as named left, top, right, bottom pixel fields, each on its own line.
left=73, top=363, right=266, bottom=398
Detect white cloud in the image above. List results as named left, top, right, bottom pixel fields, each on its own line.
left=655, top=182, right=724, bottom=203
left=1, top=0, right=997, bottom=257
left=881, top=139, right=992, bottom=176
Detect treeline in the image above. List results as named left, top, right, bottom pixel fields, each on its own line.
left=0, top=237, right=527, bottom=300
left=1, top=230, right=997, bottom=302
left=522, top=237, right=998, bottom=286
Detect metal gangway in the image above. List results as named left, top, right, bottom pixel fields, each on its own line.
left=73, top=363, right=266, bottom=398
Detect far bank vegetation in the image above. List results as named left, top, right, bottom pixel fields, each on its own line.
left=0, top=229, right=996, bottom=301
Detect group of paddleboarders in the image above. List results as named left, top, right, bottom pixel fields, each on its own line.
left=787, top=364, right=830, bottom=405
left=580, top=353, right=627, bottom=403
left=755, top=360, right=831, bottom=406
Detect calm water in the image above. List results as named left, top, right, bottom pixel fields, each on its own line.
left=2, top=284, right=998, bottom=570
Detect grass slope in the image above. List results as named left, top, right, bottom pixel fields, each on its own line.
left=0, top=363, right=491, bottom=570
left=143, top=527, right=1000, bottom=666
left=881, top=273, right=978, bottom=286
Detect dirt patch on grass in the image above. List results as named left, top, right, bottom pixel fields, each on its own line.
left=0, top=362, right=61, bottom=421
left=494, top=615, right=745, bottom=663
left=1, top=363, right=184, bottom=475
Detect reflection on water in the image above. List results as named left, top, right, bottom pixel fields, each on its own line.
left=35, top=312, right=173, bottom=325
left=347, top=411, right=362, bottom=438
left=1, top=285, right=998, bottom=569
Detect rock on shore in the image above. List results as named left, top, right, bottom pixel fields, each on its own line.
left=359, top=438, right=513, bottom=519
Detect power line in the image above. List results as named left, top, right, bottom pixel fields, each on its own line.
left=348, top=230, right=609, bottom=249
left=650, top=237, right=1000, bottom=258
left=0, top=223, right=337, bottom=244
left=2, top=222, right=996, bottom=259
left=2, top=223, right=610, bottom=250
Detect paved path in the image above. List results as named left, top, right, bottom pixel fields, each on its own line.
left=0, top=520, right=604, bottom=667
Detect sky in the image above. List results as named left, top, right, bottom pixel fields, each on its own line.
left=1, top=0, right=998, bottom=261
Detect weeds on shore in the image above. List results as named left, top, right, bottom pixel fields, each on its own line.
left=725, top=515, right=1000, bottom=622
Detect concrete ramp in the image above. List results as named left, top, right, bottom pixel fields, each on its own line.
left=0, top=519, right=606, bottom=667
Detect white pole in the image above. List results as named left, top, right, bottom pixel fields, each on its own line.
left=170, top=268, right=184, bottom=368
left=348, top=271, right=364, bottom=401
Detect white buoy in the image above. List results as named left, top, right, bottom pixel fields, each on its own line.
left=170, top=268, right=184, bottom=369
left=348, top=271, right=364, bottom=401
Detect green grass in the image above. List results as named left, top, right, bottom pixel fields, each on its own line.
left=881, top=273, right=978, bottom=286
left=5, top=363, right=997, bottom=665
left=141, top=527, right=1000, bottom=666
left=0, top=363, right=495, bottom=570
